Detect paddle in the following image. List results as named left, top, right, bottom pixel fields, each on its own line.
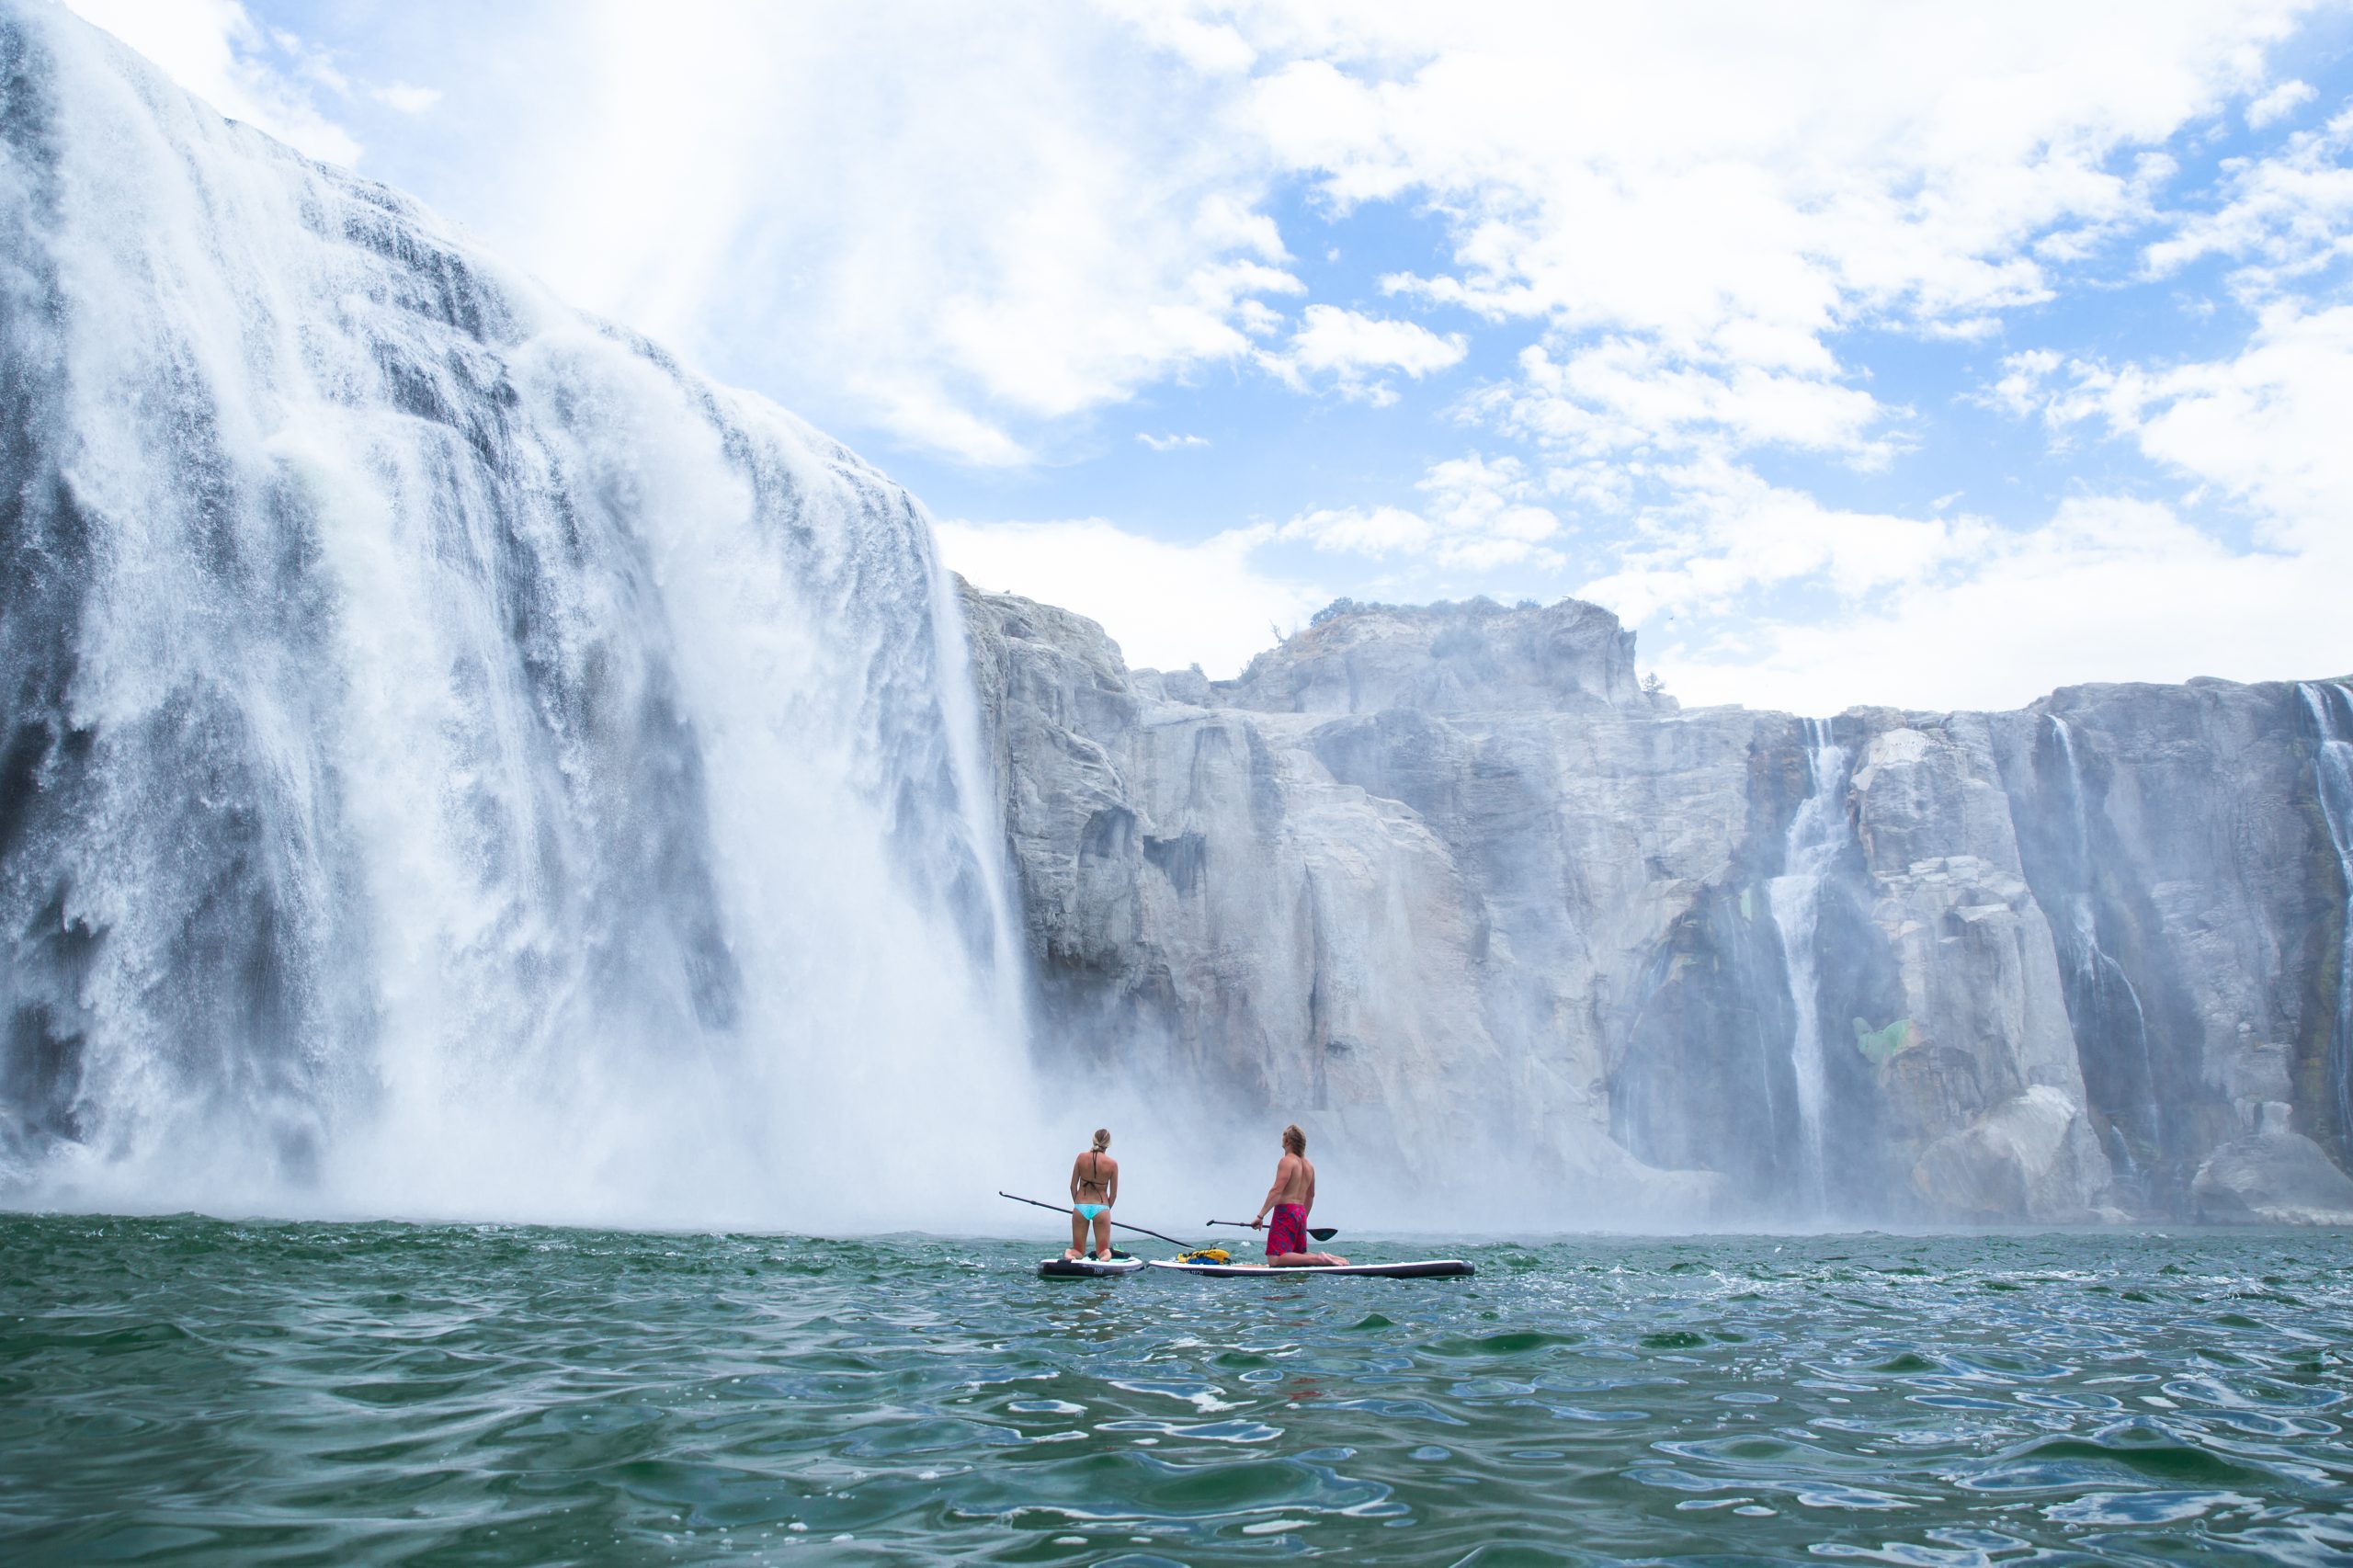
left=997, top=1191, right=1196, bottom=1249
left=1208, top=1218, right=1340, bottom=1242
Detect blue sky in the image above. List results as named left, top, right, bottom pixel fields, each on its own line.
left=64, top=0, right=2353, bottom=712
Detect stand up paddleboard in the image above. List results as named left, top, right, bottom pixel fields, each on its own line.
left=1147, top=1258, right=1473, bottom=1278
left=1039, top=1256, right=1146, bottom=1278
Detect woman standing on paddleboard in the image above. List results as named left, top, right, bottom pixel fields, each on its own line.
left=1065, top=1130, right=1119, bottom=1262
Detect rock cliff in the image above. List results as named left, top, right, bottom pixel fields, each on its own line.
left=961, top=585, right=2353, bottom=1225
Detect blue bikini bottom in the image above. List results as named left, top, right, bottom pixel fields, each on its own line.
left=1073, top=1203, right=1108, bottom=1221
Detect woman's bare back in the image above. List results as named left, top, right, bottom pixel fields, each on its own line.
left=1072, top=1151, right=1117, bottom=1198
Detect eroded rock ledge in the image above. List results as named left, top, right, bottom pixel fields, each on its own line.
left=962, top=583, right=2353, bottom=1225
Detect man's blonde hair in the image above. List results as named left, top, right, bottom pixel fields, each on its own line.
left=1282, top=1123, right=1305, bottom=1154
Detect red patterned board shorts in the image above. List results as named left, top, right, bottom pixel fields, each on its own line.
left=1267, top=1203, right=1308, bottom=1257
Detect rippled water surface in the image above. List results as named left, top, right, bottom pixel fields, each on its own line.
left=4, top=1219, right=2350, bottom=1563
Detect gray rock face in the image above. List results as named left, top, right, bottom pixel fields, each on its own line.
left=961, top=584, right=2353, bottom=1224
left=1218, top=597, right=1649, bottom=716
left=2193, top=1104, right=2353, bottom=1224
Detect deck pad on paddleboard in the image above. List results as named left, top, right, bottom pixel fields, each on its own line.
left=1039, top=1256, right=1145, bottom=1278
left=1147, top=1258, right=1472, bottom=1278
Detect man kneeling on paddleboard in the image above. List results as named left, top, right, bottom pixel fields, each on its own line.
left=1251, top=1123, right=1347, bottom=1266
left=1065, top=1129, right=1119, bottom=1262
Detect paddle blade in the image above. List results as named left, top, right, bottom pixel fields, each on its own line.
left=1208, top=1219, right=1338, bottom=1242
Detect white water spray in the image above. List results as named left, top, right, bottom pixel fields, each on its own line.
left=1767, top=718, right=1853, bottom=1208
left=0, top=6, right=1042, bottom=1229
left=2298, top=683, right=2353, bottom=1149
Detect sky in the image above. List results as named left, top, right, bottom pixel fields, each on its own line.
left=61, top=0, right=2353, bottom=714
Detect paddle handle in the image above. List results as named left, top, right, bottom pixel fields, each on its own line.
left=1208, top=1218, right=1339, bottom=1241
left=997, top=1191, right=1191, bottom=1249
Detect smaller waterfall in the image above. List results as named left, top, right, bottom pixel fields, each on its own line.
left=2046, top=716, right=2160, bottom=1156
left=2298, top=684, right=2353, bottom=1148
left=1768, top=719, right=1855, bottom=1209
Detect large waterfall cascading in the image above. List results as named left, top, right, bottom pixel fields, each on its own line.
left=1767, top=719, right=1854, bottom=1209
left=2299, top=683, right=2353, bottom=1152
left=0, top=4, right=1038, bottom=1226
left=2043, top=715, right=2159, bottom=1168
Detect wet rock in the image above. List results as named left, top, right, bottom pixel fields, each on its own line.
left=2192, top=1103, right=2353, bottom=1224
left=961, top=582, right=2353, bottom=1223
left=1911, top=1086, right=2109, bottom=1221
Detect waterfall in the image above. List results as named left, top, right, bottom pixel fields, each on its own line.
left=2298, top=683, right=2353, bottom=1151
left=0, top=5, right=1040, bottom=1227
left=1766, top=718, right=1853, bottom=1209
left=2044, top=715, right=2159, bottom=1160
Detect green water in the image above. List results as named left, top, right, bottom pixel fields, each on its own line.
left=3, top=1218, right=2349, bottom=1564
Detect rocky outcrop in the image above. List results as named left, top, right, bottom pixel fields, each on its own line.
left=1914, top=1085, right=2112, bottom=1222
left=2192, top=1104, right=2353, bottom=1224
left=961, top=584, right=2353, bottom=1225
left=1214, top=597, right=1645, bottom=715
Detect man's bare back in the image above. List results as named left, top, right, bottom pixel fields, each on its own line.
left=1268, top=1152, right=1313, bottom=1207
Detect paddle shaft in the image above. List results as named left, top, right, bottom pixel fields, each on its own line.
left=997, top=1191, right=1194, bottom=1249
left=1208, top=1218, right=1339, bottom=1241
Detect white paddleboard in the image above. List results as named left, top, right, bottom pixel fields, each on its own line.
left=1146, top=1257, right=1473, bottom=1278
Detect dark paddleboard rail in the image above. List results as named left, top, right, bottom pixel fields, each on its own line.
left=1039, top=1256, right=1146, bottom=1278
left=1146, top=1258, right=1473, bottom=1278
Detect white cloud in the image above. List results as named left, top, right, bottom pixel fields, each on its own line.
left=1283, top=504, right=1433, bottom=556
left=1228, top=4, right=2297, bottom=463
left=1097, top=0, right=1256, bottom=74
left=2144, top=107, right=2353, bottom=291
left=1990, top=303, right=2353, bottom=551
left=1486, top=335, right=1891, bottom=464
left=112, top=0, right=2312, bottom=490
left=65, top=0, right=362, bottom=165
left=1137, top=431, right=1211, bottom=450
left=1577, top=459, right=1991, bottom=627
left=1653, top=303, right=2353, bottom=711
left=1654, top=494, right=2343, bottom=713
left=373, top=81, right=443, bottom=115
left=1416, top=452, right=1564, bottom=568
left=423, top=4, right=1308, bottom=466
left=933, top=518, right=1323, bottom=676
left=1282, top=451, right=1563, bottom=570
left=1267, top=303, right=1465, bottom=403
left=2247, top=77, right=2316, bottom=128
left=2100, top=304, right=2353, bottom=550
left=1984, top=347, right=2069, bottom=419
